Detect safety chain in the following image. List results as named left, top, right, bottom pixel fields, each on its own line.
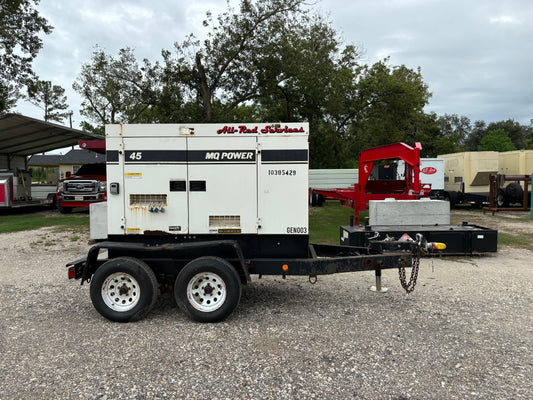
left=398, top=248, right=422, bottom=293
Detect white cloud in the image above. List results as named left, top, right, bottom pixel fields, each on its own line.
left=489, top=15, right=520, bottom=25
left=13, top=0, right=533, bottom=127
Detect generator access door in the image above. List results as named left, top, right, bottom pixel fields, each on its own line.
left=187, top=136, right=258, bottom=234
left=257, top=136, right=309, bottom=235
left=121, top=136, right=189, bottom=235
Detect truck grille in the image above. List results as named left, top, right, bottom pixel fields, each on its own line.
left=64, top=180, right=98, bottom=194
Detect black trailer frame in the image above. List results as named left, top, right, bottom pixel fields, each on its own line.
left=69, top=239, right=414, bottom=285
left=67, top=238, right=420, bottom=323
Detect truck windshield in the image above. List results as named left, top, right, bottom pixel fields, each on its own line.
left=75, top=163, right=106, bottom=176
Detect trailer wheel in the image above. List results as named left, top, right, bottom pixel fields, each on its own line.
left=58, top=205, right=73, bottom=214
left=310, top=191, right=318, bottom=206
left=444, top=191, right=457, bottom=208
left=174, top=257, right=241, bottom=323
left=505, top=182, right=524, bottom=205
left=90, top=257, right=158, bottom=322
left=496, top=190, right=507, bottom=207
left=310, top=191, right=325, bottom=207
left=316, top=192, right=325, bottom=207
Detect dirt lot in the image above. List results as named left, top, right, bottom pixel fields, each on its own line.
left=0, top=210, right=532, bottom=399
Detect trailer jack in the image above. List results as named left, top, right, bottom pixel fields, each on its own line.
left=369, top=269, right=388, bottom=293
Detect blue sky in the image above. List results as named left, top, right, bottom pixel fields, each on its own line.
left=15, top=0, right=533, bottom=129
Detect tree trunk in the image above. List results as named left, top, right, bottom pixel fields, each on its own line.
left=195, top=53, right=212, bottom=122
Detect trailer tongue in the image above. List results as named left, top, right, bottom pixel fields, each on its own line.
left=67, top=123, right=443, bottom=322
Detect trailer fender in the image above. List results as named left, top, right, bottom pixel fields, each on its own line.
left=76, top=239, right=250, bottom=285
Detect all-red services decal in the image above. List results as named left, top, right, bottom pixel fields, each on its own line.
left=421, top=167, right=437, bottom=175
left=217, top=125, right=305, bottom=134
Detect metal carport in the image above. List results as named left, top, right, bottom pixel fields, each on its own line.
left=0, top=113, right=102, bottom=169
left=0, top=114, right=102, bottom=208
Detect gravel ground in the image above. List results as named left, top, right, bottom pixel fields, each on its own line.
left=0, top=226, right=532, bottom=399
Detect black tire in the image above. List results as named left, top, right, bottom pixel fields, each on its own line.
left=174, top=257, right=241, bottom=323
left=504, top=182, right=524, bottom=205
left=310, top=191, right=318, bottom=206
left=444, top=192, right=457, bottom=208
left=496, top=190, right=507, bottom=207
left=49, top=194, right=57, bottom=209
left=58, top=205, right=73, bottom=214
left=90, top=257, right=158, bottom=322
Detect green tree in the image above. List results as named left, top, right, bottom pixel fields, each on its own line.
left=526, top=119, right=533, bottom=150
left=437, top=114, right=470, bottom=148
left=169, top=0, right=309, bottom=122
left=485, top=119, right=528, bottom=149
left=348, top=60, right=431, bottom=155
left=71, top=0, right=434, bottom=169
left=408, top=112, right=453, bottom=157
left=251, top=12, right=361, bottom=167
left=73, top=47, right=161, bottom=128
left=0, top=81, right=20, bottom=113
left=464, top=120, right=486, bottom=151
left=0, top=0, right=52, bottom=113
left=478, top=128, right=516, bottom=151
left=79, top=121, right=104, bottom=136
left=463, top=119, right=529, bottom=151
left=26, top=80, right=69, bottom=122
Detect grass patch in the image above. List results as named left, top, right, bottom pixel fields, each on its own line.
left=497, top=232, right=533, bottom=251
left=498, top=232, right=521, bottom=246
left=0, top=212, right=89, bottom=234
left=309, top=201, right=363, bottom=244
left=496, top=215, right=533, bottom=223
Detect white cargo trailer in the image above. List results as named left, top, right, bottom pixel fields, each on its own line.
left=397, top=158, right=445, bottom=199
left=68, top=123, right=437, bottom=323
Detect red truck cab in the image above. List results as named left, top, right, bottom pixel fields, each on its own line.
left=56, top=163, right=106, bottom=213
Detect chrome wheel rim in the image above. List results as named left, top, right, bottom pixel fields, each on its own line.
left=187, top=272, right=226, bottom=312
left=101, top=272, right=140, bottom=312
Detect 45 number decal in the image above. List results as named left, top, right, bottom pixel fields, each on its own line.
left=128, top=152, right=143, bottom=160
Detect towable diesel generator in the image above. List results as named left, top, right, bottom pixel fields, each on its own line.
left=67, top=123, right=443, bottom=322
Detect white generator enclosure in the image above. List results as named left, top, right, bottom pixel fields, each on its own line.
left=105, top=123, right=309, bottom=245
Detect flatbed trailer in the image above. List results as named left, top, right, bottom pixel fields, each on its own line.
left=67, top=123, right=442, bottom=323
